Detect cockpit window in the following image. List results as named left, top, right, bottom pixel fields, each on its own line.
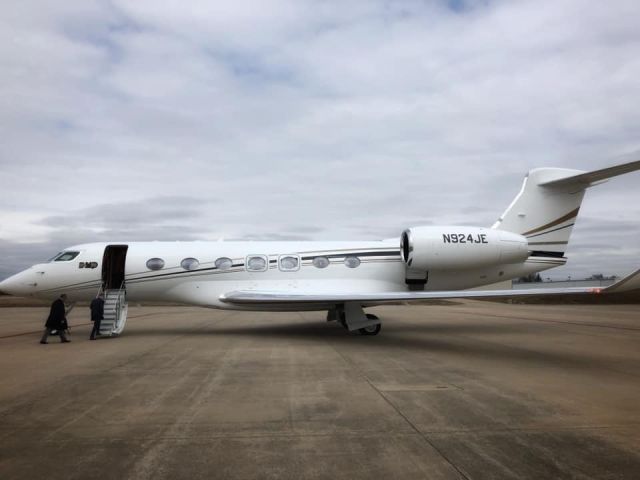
left=53, top=251, right=80, bottom=262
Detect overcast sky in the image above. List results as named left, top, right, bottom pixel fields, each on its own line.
left=1, top=0, right=640, bottom=281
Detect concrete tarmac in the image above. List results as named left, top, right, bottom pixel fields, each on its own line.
left=1, top=301, right=639, bottom=479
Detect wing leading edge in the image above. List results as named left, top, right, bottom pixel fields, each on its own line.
left=220, top=268, right=640, bottom=306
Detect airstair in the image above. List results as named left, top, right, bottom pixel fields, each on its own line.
left=99, top=283, right=128, bottom=336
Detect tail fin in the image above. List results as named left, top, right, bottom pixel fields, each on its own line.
left=492, top=159, right=640, bottom=256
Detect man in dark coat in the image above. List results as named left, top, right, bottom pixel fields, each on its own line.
left=89, top=293, right=105, bottom=340
left=40, top=294, right=70, bottom=344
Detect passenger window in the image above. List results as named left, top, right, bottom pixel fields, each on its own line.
left=180, top=258, right=199, bottom=270
left=54, top=251, right=80, bottom=262
left=344, top=256, right=361, bottom=268
left=279, top=255, right=300, bottom=271
left=215, top=257, right=233, bottom=270
left=246, top=255, right=268, bottom=272
left=312, top=256, right=330, bottom=269
left=146, top=258, right=165, bottom=270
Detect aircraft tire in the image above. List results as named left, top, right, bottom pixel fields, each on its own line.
left=359, top=314, right=381, bottom=336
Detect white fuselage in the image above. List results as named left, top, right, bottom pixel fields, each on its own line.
left=0, top=234, right=563, bottom=310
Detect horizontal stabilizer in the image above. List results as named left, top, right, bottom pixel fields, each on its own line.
left=538, top=159, right=640, bottom=188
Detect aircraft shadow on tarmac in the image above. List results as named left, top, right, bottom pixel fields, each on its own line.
left=119, top=321, right=618, bottom=374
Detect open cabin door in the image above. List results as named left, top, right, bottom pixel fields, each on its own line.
left=102, top=245, right=128, bottom=290
left=100, top=245, right=130, bottom=337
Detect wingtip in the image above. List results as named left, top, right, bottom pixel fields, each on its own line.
left=604, top=268, right=640, bottom=294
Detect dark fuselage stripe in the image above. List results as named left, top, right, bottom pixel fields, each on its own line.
left=301, top=250, right=400, bottom=260
left=527, top=241, right=569, bottom=246
left=529, top=251, right=566, bottom=258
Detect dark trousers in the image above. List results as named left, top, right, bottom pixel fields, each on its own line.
left=41, top=327, right=69, bottom=343
left=90, top=319, right=102, bottom=339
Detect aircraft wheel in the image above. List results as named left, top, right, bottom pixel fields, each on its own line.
left=358, top=324, right=381, bottom=336
left=359, top=314, right=381, bottom=336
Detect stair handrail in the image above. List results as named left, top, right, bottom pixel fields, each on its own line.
left=114, top=281, right=126, bottom=332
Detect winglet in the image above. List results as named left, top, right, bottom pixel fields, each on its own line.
left=538, top=159, right=640, bottom=188
left=603, top=268, right=640, bottom=294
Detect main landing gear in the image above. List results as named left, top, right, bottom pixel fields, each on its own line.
left=327, top=304, right=382, bottom=336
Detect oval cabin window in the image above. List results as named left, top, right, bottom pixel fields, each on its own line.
left=312, top=256, right=330, bottom=269
left=146, top=258, right=165, bottom=271
left=279, top=255, right=299, bottom=271
left=181, top=258, right=199, bottom=270
left=215, top=257, right=233, bottom=270
left=344, top=256, right=361, bottom=268
left=246, top=255, right=267, bottom=272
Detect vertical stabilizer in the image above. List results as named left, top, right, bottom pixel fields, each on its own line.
left=492, top=168, right=586, bottom=256
left=492, top=159, right=640, bottom=257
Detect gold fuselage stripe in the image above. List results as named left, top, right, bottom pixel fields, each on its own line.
left=522, top=207, right=580, bottom=236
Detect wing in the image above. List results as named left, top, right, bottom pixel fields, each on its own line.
left=220, top=269, right=640, bottom=306
left=604, top=267, right=640, bottom=293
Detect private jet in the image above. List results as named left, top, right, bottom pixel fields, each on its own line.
left=1, top=160, right=639, bottom=336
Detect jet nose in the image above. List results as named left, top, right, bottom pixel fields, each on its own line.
left=0, top=270, right=36, bottom=296
left=0, top=276, right=17, bottom=295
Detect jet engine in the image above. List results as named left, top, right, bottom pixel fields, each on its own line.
left=400, top=226, right=529, bottom=271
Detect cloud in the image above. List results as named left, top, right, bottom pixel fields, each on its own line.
left=1, top=0, right=640, bottom=280
left=38, top=195, right=208, bottom=229
left=0, top=240, right=62, bottom=280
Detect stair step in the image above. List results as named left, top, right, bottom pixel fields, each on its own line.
left=98, top=289, right=128, bottom=336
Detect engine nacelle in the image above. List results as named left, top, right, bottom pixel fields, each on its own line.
left=400, top=226, right=529, bottom=270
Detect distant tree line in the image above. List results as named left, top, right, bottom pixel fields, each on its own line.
left=586, top=273, right=618, bottom=281
left=515, top=272, right=619, bottom=283
left=516, top=273, right=543, bottom=283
